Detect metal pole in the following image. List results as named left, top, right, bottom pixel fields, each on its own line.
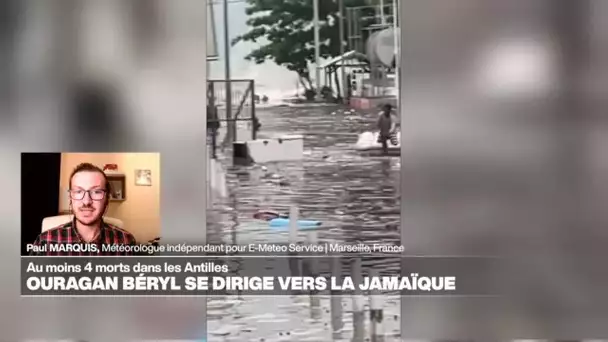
left=288, top=206, right=302, bottom=295
left=208, top=82, right=217, bottom=159
left=392, top=0, right=399, bottom=105
left=351, top=258, right=365, bottom=342
left=223, top=0, right=233, bottom=141
left=379, top=0, right=386, bottom=25
left=313, top=0, right=321, bottom=100
left=305, top=231, right=321, bottom=318
left=250, top=81, right=257, bottom=140
left=347, top=8, right=352, bottom=53
left=369, top=268, right=385, bottom=342
left=339, top=0, right=346, bottom=103
left=330, top=256, right=344, bottom=338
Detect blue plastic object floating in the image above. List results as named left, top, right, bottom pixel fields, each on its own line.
left=268, top=217, right=321, bottom=230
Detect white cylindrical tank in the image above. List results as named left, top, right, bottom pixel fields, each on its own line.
left=366, top=27, right=397, bottom=67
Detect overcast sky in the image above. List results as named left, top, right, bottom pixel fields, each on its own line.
left=208, top=2, right=302, bottom=98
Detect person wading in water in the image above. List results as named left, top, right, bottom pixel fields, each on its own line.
left=376, top=104, right=397, bottom=155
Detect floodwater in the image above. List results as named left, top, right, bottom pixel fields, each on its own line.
left=207, top=105, right=402, bottom=342
left=207, top=105, right=401, bottom=245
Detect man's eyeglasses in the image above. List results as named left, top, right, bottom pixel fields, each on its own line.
left=68, top=189, right=107, bottom=200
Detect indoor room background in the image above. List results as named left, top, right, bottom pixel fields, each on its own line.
left=21, top=152, right=160, bottom=253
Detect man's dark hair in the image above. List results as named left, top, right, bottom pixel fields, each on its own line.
left=69, top=163, right=111, bottom=195
left=382, top=103, right=393, bottom=112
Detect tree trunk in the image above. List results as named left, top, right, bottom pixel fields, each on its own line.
left=303, top=74, right=314, bottom=91
left=298, top=74, right=310, bottom=91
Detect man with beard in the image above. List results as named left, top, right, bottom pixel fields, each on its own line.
left=31, top=163, right=137, bottom=256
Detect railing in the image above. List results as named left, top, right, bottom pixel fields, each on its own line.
left=207, top=79, right=259, bottom=158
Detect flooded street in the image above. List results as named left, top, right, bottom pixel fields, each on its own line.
left=207, top=295, right=402, bottom=342
left=207, top=105, right=400, bottom=246
left=207, top=105, right=402, bottom=341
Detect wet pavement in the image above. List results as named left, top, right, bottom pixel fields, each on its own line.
left=207, top=105, right=401, bottom=341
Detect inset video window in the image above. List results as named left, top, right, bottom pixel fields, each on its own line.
left=21, top=152, right=161, bottom=256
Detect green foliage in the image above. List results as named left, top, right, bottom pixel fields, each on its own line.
left=232, top=0, right=368, bottom=90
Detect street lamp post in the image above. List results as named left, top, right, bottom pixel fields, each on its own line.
left=393, top=0, right=399, bottom=104
left=223, top=0, right=234, bottom=141
left=339, top=0, right=346, bottom=103
left=313, top=0, right=321, bottom=101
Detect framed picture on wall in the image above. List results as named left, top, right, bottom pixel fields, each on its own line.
left=106, top=174, right=126, bottom=201
left=135, top=169, right=152, bottom=186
